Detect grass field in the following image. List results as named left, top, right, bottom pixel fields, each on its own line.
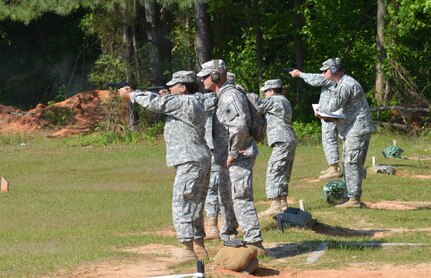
left=0, top=131, right=430, bottom=277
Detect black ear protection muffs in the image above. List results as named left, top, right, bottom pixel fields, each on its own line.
left=330, top=57, right=339, bottom=74
left=210, top=59, right=221, bottom=82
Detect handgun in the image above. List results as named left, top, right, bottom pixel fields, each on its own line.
left=147, top=85, right=168, bottom=93
left=223, top=239, right=246, bottom=248
left=283, top=67, right=295, bottom=73
left=106, top=82, right=130, bottom=89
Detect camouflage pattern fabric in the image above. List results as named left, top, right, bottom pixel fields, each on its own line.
left=265, top=141, right=296, bottom=198
left=216, top=165, right=239, bottom=241
left=259, top=95, right=297, bottom=199
left=324, top=75, right=376, bottom=138
left=131, top=91, right=211, bottom=242
left=205, top=156, right=221, bottom=218
left=228, top=156, right=262, bottom=243
left=131, top=91, right=211, bottom=166
left=213, top=84, right=262, bottom=243
left=343, top=133, right=371, bottom=199
left=173, top=160, right=211, bottom=241
left=326, top=75, right=374, bottom=199
left=301, top=74, right=374, bottom=200
left=196, top=92, right=221, bottom=218
left=301, top=73, right=339, bottom=165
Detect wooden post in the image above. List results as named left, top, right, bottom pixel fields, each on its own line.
left=299, top=199, right=305, bottom=211
left=1, top=177, right=9, bottom=192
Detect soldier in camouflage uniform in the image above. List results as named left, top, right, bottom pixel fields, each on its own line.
left=287, top=70, right=342, bottom=179
left=196, top=91, right=222, bottom=240
left=120, top=70, right=211, bottom=262
left=197, top=59, right=265, bottom=256
left=292, top=58, right=375, bottom=208
left=257, top=79, right=297, bottom=218
left=200, top=72, right=240, bottom=240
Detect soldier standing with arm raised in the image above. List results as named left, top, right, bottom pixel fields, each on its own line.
left=292, top=58, right=375, bottom=208
left=120, top=71, right=211, bottom=262
left=289, top=69, right=342, bottom=179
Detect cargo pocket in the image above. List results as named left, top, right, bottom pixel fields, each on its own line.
left=231, top=170, right=252, bottom=199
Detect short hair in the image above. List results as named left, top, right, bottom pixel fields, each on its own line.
left=182, top=82, right=199, bottom=94
left=272, top=88, right=284, bottom=94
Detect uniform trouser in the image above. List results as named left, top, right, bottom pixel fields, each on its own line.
left=204, top=157, right=221, bottom=218
left=172, top=159, right=211, bottom=242
left=229, top=157, right=263, bottom=243
left=128, top=100, right=139, bottom=131
left=265, top=141, right=297, bottom=199
left=342, top=134, right=371, bottom=199
left=217, top=165, right=239, bottom=241
left=321, top=120, right=339, bottom=165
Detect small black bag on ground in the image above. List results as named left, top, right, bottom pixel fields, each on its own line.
left=273, top=207, right=314, bottom=232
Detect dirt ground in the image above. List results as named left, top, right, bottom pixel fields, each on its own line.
left=2, top=92, right=431, bottom=277
left=0, top=90, right=116, bottom=137
left=64, top=199, right=431, bottom=278
left=66, top=242, right=431, bottom=278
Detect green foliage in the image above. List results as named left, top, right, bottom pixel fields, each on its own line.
left=88, top=55, right=128, bottom=88
left=1, top=0, right=431, bottom=126
left=383, top=0, right=431, bottom=104
left=0, top=133, right=34, bottom=145
left=41, top=106, right=75, bottom=126
left=171, top=5, right=195, bottom=71
left=293, top=121, right=321, bottom=141
left=94, top=94, right=127, bottom=133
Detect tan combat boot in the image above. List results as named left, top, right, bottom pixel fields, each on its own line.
left=335, top=198, right=362, bottom=208
left=258, top=198, right=282, bottom=218
left=247, top=241, right=266, bottom=257
left=318, top=164, right=341, bottom=179
left=205, top=216, right=220, bottom=240
left=320, top=166, right=332, bottom=174
left=176, top=240, right=197, bottom=263
left=193, top=238, right=209, bottom=260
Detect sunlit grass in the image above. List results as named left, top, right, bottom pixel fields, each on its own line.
left=0, top=131, right=430, bottom=276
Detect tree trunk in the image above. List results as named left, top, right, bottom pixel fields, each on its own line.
left=376, top=0, right=388, bottom=104
left=144, top=0, right=164, bottom=85
left=194, top=1, right=211, bottom=69
left=121, top=23, right=131, bottom=82
left=252, top=0, right=264, bottom=88
left=159, top=7, right=173, bottom=77
left=131, top=0, right=140, bottom=85
left=293, top=0, right=304, bottom=102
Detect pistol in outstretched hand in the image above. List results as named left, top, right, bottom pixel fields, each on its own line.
left=283, top=67, right=295, bottom=73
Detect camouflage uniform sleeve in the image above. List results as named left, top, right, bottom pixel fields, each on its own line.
left=131, top=90, right=182, bottom=115
left=300, top=73, right=334, bottom=87
left=260, top=98, right=274, bottom=113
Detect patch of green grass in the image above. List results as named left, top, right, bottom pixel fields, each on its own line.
left=0, top=131, right=430, bottom=276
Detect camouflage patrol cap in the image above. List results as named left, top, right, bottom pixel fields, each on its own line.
left=320, top=57, right=341, bottom=71
left=196, top=59, right=226, bottom=77
left=260, top=79, right=282, bottom=91
left=166, top=70, right=196, bottom=86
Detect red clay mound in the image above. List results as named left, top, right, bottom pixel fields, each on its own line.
left=0, top=90, right=120, bottom=137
